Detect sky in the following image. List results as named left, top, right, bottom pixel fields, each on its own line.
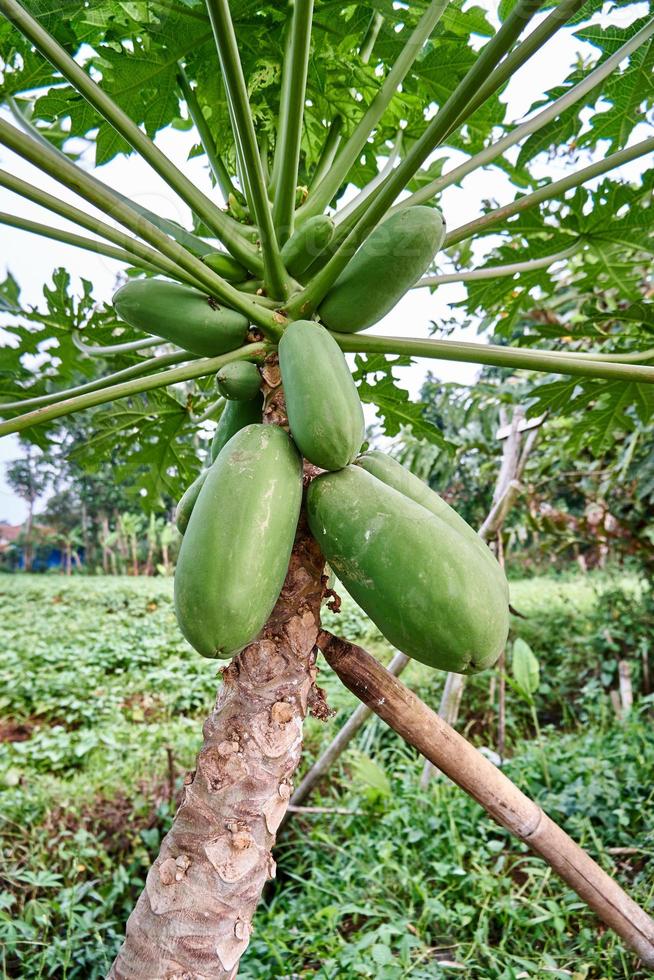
left=0, top=2, right=650, bottom=523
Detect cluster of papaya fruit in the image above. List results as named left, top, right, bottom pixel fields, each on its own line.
left=175, top=318, right=507, bottom=674
left=112, top=203, right=509, bottom=673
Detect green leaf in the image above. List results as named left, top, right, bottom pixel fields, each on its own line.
left=512, top=638, right=539, bottom=701
left=353, top=354, right=454, bottom=451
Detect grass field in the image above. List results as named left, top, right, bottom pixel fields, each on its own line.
left=1, top=571, right=653, bottom=978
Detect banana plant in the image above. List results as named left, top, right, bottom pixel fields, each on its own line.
left=1, top=0, right=654, bottom=975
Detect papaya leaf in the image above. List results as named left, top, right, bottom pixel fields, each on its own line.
left=353, top=354, right=453, bottom=451
left=348, top=750, right=392, bottom=801
left=512, top=637, right=540, bottom=702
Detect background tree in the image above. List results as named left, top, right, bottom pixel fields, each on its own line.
left=5, top=446, right=51, bottom=570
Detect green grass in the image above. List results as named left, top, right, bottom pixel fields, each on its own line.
left=1, top=571, right=652, bottom=978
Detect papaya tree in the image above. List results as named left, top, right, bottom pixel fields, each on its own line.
left=1, top=0, right=654, bottom=974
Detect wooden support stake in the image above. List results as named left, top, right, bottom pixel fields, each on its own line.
left=319, top=631, right=654, bottom=969
left=287, top=651, right=410, bottom=811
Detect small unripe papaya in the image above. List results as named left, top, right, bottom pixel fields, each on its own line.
left=202, top=251, right=248, bottom=283
left=175, top=469, right=209, bottom=534
left=281, top=215, right=335, bottom=278
left=318, top=206, right=445, bottom=333
left=216, top=361, right=261, bottom=401
left=113, top=279, right=249, bottom=356
left=210, top=393, right=263, bottom=463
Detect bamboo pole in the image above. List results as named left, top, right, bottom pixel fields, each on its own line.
left=287, top=650, right=410, bottom=811
left=319, top=632, right=654, bottom=969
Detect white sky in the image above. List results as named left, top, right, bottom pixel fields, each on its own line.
left=0, top=2, right=650, bottom=522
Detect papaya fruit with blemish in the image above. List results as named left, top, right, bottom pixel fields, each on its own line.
left=112, top=278, right=249, bottom=356
left=306, top=465, right=509, bottom=674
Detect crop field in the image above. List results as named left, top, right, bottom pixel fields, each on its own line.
left=1, top=572, right=653, bottom=979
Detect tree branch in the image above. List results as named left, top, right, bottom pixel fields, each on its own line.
left=297, top=0, right=450, bottom=222
left=0, top=212, right=168, bottom=277
left=177, top=62, right=237, bottom=202
left=0, top=169, right=201, bottom=285
left=0, top=119, right=282, bottom=336
left=401, top=17, right=654, bottom=209
left=0, top=350, right=198, bottom=413
left=307, top=115, right=343, bottom=193
left=286, top=0, right=548, bottom=316
left=7, top=96, right=232, bottom=258
left=444, top=0, right=587, bottom=140
left=415, top=243, right=580, bottom=286
left=334, top=332, right=654, bottom=384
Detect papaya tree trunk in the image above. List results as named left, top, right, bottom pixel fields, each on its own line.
left=107, top=516, right=325, bottom=979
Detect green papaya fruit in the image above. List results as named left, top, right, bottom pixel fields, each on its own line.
left=306, top=466, right=509, bottom=674
left=318, top=206, right=445, bottom=333
left=281, top=215, right=335, bottom=278
left=210, top=393, right=263, bottom=463
left=175, top=468, right=210, bottom=535
left=202, top=251, right=248, bottom=283
left=237, top=279, right=264, bottom=294
left=216, top=360, right=261, bottom=401
left=113, top=279, right=249, bottom=356
left=279, top=319, right=365, bottom=470
left=355, top=451, right=503, bottom=583
left=175, top=424, right=303, bottom=658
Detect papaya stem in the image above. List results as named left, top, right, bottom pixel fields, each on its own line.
left=204, top=0, right=291, bottom=299
left=0, top=344, right=271, bottom=436
left=0, top=350, right=200, bottom=413
left=0, top=212, right=170, bottom=279
left=441, top=0, right=587, bottom=141
left=333, top=130, right=403, bottom=229
left=0, top=119, right=282, bottom=338
left=333, top=332, right=654, bottom=385
left=286, top=0, right=548, bottom=316
left=7, top=96, right=229, bottom=258
left=177, top=63, right=237, bottom=202
left=400, top=17, right=654, bottom=209
left=271, top=0, right=315, bottom=243
left=0, top=0, right=259, bottom=269
left=306, top=115, right=343, bottom=195
left=0, top=169, right=201, bottom=285
left=72, top=334, right=160, bottom=357
left=444, top=138, right=654, bottom=247
left=297, top=0, right=449, bottom=223
left=358, top=11, right=384, bottom=64
left=415, top=244, right=580, bottom=286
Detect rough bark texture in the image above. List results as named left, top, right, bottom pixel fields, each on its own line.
left=108, top=518, right=325, bottom=979
left=321, top=632, right=654, bottom=969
